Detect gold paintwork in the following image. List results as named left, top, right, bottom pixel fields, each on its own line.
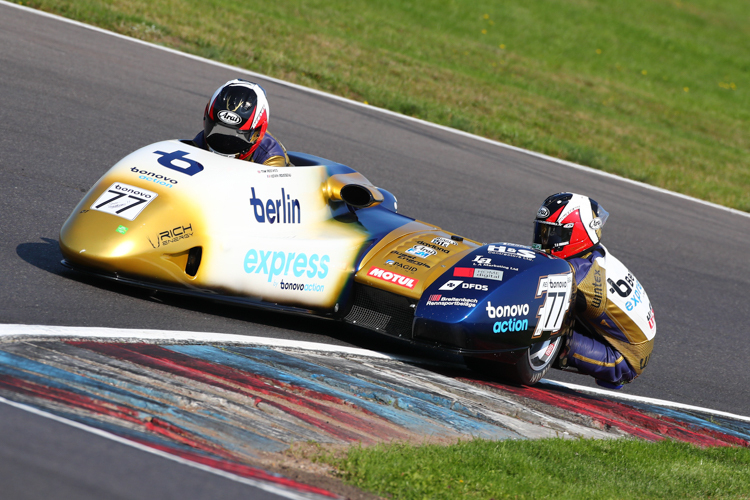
left=60, top=171, right=205, bottom=287
left=59, top=140, right=387, bottom=311
left=354, top=223, right=482, bottom=299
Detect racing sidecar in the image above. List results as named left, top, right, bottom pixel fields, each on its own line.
left=59, top=140, right=575, bottom=384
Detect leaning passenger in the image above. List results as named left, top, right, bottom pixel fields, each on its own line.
left=532, top=193, right=656, bottom=389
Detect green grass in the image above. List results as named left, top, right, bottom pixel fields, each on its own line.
left=20, top=0, right=750, bottom=211
left=318, top=438, right=750, bottom=499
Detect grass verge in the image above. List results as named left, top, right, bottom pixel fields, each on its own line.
left=317, top=438, right=750, bottom=499
left=16, top=0, right=750, bottom=212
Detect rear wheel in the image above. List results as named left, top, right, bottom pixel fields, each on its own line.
left=465, top=335, right=564, bottom=385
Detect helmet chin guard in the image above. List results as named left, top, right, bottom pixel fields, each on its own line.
left=532, top=193, right=608, bottom=259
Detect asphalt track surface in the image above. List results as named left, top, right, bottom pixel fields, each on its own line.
left=1, top=2, right=749, bottom=497
left=0, top=401, right=291, bottom=500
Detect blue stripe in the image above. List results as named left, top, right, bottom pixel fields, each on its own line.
left=627, top=402, right=750, bottom=442
left=0, top=348, right=288, bottom=452
left=167, top=345, right=521, bottom=440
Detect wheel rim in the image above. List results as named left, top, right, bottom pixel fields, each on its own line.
left=527, top=335, right=562, bottom=372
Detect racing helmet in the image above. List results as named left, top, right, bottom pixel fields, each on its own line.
left=532, top=192, right=609, bottom=259
left=203, top=79, right=269, bottom=159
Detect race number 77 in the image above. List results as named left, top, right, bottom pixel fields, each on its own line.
left=533, top=274, right=573, bottom=338
left=90, top=182, right=158, bottom=221
left=96, top=191, right=147, bottom=214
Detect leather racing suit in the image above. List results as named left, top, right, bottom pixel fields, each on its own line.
left=560, top=245, right=656, bottom=388
left=192, top=130, right=290, bottom=167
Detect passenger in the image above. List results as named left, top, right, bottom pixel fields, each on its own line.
left=532, top=193, right=656, bottom=389
left=192, top=79, right=290, bottom=167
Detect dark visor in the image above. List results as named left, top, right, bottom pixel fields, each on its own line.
left=533, top=220, right=573, bottom=250
left=205, top=122, right=260, bottom=155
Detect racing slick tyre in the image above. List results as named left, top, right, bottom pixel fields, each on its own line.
left=465, top=335, right=564, bottom=385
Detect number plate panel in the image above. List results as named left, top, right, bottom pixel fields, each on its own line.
left=90, top=183, right=158, bottom=221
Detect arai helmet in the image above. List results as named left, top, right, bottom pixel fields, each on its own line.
left=532, top=193, right=609, bottom=259
left=203, top=79, right=269, bottom=160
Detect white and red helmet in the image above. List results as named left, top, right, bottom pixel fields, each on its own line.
left=532, top=193, right=609, bottom=259
left=203, top=79, right=269, bottom=160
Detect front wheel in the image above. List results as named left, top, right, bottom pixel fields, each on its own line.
left=511, top=335, right=565, bottom=385
left=465, top=335, right=564, bottom=385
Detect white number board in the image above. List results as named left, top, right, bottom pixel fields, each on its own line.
left=90, top=183, right=158, bottom=221
left=533, top=273, right=573, bottom=338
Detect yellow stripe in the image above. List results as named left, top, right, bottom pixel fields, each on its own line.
left=572, top=353, right=624, bottom=367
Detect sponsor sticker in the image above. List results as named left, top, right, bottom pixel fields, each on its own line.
left=153, top=150, right=204, bottom=176
left=544, top=343, right=557, bottom=357
left=431, top=237, right=457, bottom=248
left=130, top=167, right=177, bottom=188
left=439, top=280, right=488, bottom=291
left=493, top=318, right=528, bottom=333
left=218, top=110, right=242, bottom=125
left=278, top=280, right=325, bottom=292
left=244, top=249, right=330, bottom=283
left=486, top=301, right=532, bottom=333
left=439, top=280, right=462, bottom=291
left=115, top=225, right=128, bottom=234
left=486, top=244, right=536, bottom=260
left=426, top=296, right=478, bottom=308
left=367, top=267, right=417, bottom=289
left=486, top=301, right=531, bottom=319
left=414, top=240, right=451, bottom=254
left=453, top=267, right=503, bottom=281
left=405, top=245, right=437, bottom=259
left=390, top=251, right=431, bottom=268
left=250, top=187, right=301, bottom=224
left=385, top=259, right=418, bottom=273
left=470, top=255, right=513, bottom=270
left=257, top=168, right=292, bottom=179
left=91, top=183, right=158, bottom=221
left=149, top=224, right=193, bottom=248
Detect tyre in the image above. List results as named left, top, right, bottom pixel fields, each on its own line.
left=465, top=334, right=564, bottom=385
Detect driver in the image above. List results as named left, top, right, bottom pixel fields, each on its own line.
left=192, top=79, right=290, bottom=167
left=532, top=193, right=656, bottom=389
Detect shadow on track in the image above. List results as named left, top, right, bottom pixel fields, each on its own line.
left=14, top=238, right=460, bottom=365
left=16, top=237, right=66, bottom=274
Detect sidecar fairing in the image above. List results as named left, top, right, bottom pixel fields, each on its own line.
left=347, top=240, right=575, bottom=365
left=60, top=140, right=574, bottom=370
left=59, top=140, right=408, bottom=315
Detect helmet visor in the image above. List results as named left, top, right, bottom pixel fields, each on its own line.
left=533, top=220, right=574, bottom=251
left=204, top=122, right=261, bottom=156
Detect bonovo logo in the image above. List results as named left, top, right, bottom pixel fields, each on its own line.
left=486, top=301, right=531, bottom=334
left=131, top=167, right=177, bottom=188
left=486, top=301, right=530, bottom=318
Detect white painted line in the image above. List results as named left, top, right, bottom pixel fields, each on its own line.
left=541, top=379, right=750, bottom=424
left=4, top=324, right=750, bottom=423
left=0, top=323, right=394, bottom=359
left=0, top=395, right=338, bottom=500
left=2, top=0, right=748, bottom=220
